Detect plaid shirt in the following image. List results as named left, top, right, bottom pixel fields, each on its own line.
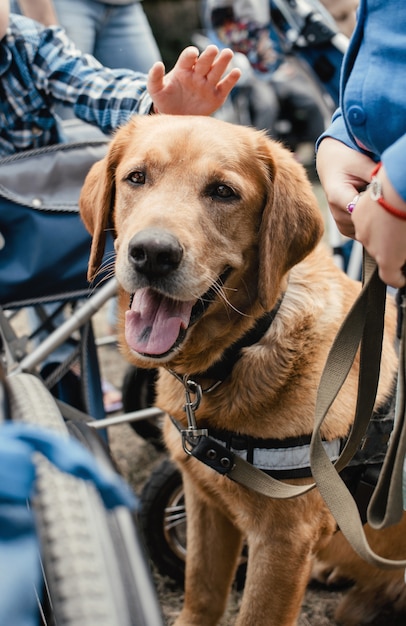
left=0, top=14, right=152, bottom=155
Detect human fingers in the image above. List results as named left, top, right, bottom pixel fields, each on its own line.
left=352, top=193, right=406, bottom=288
left=322, top=184, right=357, bottom=237
left=214, top=68, right=242, bottom=99
left=372, top=250, right=406, bottom=288
left=197, top=47, right=235, bottom=84
left=171, top=46, right=200, bottom=72
left=378, top=265, right=406, bottom=288
left=147, top=61, right=165, bottom=95
left=316, top=139, right=372, bottom=237
left=192, top=45, right=223, bottom=77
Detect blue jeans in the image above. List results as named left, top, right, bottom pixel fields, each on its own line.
left=53, top=0, right=161, bottom=72
left=12, top=0, right=161, bottom=72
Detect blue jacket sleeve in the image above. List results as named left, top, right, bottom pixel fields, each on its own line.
left=316, top=107, right=359, bottom=152
left=318, top=109, right=406, bottom=203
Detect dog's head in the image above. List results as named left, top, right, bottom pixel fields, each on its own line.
left=80, top=115, right=323, bottom=364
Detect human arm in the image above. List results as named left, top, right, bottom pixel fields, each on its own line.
left=15, top=0, right=58, bottom=25
left=29, top=20, right=239, bottom=130
left=0, top=0, right=9, bottom=39
left=73, top=43, right=241, bottom=124
left=147, top=45, right=241, bottom=116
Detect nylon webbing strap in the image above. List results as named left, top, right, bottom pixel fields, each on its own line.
left=228, top=454, right=314, bottom=498
left=313, top=251, right=385, bottom=474
left=368, top=290, right=406, bottom=529
left=309, top=250, right=406, bottom=569
left=225, top=250, right=406, bottom=569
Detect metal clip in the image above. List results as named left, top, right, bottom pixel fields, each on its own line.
left=181, top=376, right=207, bottom=455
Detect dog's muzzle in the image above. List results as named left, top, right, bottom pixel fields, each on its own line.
left=124, top=262, right=232, bottom=360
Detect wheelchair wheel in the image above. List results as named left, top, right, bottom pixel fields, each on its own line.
left=6, top=372, right=163, bottom=626
left=139, top=458, right=248, bottom=590
left=121, top=365, right=164, bottom=450
left=139, top=458, right=186, bottom=586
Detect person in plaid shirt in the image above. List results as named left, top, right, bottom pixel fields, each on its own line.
left=0, top=0, right=241, bottom=155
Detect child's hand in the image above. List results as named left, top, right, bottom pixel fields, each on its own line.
left=147, top=45, right=241, bottom=116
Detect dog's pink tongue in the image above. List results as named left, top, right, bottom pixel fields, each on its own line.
left=125, top=288, right=194, bottom=355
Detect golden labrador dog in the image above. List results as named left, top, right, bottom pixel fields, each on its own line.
left=80, top=114, right=406, bottom=626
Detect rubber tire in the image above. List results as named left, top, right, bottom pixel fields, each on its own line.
left=139, top=457, right=248, bottom=590
left=5, top=372, right=163, bottom=626
left=121, top=365, right=164, bottom=450
left=139, top=458, right=186, bottom=586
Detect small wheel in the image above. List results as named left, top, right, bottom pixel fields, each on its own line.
left=121, top=365, right=164, bottom=450
left=5, top=372, right=163, bottom=626
left=139, top=458, right=248, bottom=590
left=139, top=458, right=186, bottom=585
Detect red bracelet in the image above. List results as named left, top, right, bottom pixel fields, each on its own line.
left=368, top=162, right=406, bottom=220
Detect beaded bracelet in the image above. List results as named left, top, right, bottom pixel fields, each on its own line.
left=368, top=162, right=406, bottom=220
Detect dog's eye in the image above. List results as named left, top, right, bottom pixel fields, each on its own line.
left=127, top=171, right=145, bottom=185
left=211, top=184, right=237, bottom=200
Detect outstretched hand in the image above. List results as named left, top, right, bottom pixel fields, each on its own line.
left=147, top=45, right=241, bottom=116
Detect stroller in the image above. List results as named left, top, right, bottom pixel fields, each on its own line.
left=0, top=127, right=164, bottom=626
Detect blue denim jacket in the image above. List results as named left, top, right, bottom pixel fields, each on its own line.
left=318, top=0, right=406, bottom=200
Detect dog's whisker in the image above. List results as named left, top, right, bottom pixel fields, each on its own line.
left=87, top=277, right=115, bottom=297
left=94, top=259, right=116, bottom=277
left=102, top=254, right=116, bottom=264
left=211, top=282, right=251, bottom=318
left=87, top=264, right=116, bottom=295
left=193, top=269, right=252, bottom=319
left=98, top=255, right=116, bottom=269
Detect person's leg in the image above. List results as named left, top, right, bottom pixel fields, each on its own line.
left=94, top=2, right=161, bottom=72
left=248, top=77, right=280, bottom=136
left=51, top=0, right=102, bottom=120
left=10, top=1, right=21, bottom=15
left=53, top=0, right=99, bottom=54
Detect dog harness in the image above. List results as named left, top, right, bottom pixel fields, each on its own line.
left=168, top=301, right=396, bottom=523
left=170, top=384, right=394, bottom=523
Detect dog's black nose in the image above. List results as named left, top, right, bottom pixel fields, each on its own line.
left=128, top=228, right=183, bottom=278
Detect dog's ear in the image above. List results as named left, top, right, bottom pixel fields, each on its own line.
left=257, top=137, right=324, bottom=310
left=79, top=150, right=116, bottom=283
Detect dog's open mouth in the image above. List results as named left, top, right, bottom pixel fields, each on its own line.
left=125, top=288, right=193, bottom=357
left=124, top=268, right=231, bottom=358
